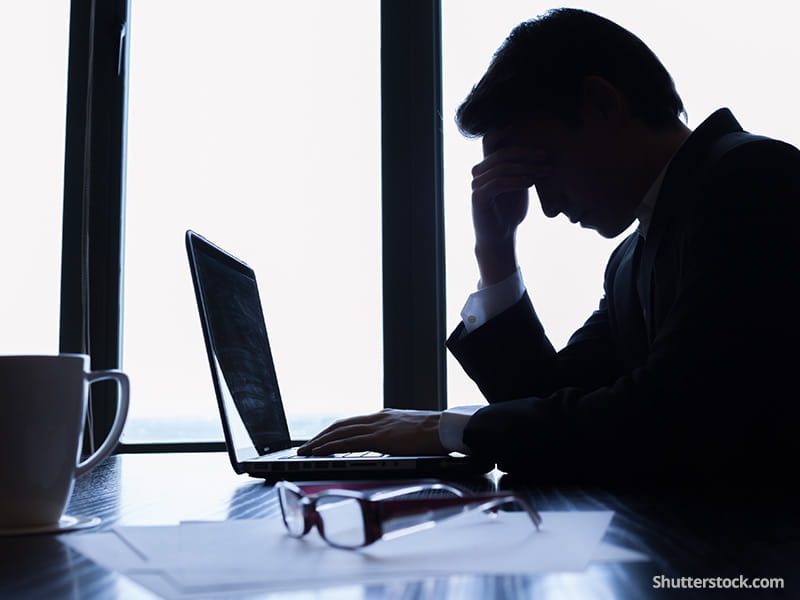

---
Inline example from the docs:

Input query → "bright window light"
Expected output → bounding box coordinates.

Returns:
[123,1,381,442]
[0,3,68,356]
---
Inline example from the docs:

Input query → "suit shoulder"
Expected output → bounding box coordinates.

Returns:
[696,133,800,205]
[709,133,800,175]
[692,133,800,243]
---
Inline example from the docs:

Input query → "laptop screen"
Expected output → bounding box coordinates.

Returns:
[188,232,292,459]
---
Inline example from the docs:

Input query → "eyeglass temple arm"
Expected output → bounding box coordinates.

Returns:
[479,495,543,529]
[377,493,542,538]
[367,482,470,501]
[294,480,469,496]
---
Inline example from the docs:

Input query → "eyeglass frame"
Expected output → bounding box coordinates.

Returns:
[276,480,542,550]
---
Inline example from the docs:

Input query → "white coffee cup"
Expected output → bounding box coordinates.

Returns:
[0,354,129,531]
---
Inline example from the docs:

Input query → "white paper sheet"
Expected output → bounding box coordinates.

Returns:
[63,510,647,598]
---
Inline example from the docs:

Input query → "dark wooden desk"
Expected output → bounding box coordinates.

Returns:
[1,452,796,599]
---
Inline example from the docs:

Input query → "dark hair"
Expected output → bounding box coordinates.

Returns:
[456,8,685,137]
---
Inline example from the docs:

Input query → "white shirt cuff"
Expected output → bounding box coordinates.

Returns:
[438,405,483,454]
[461,267,525,333]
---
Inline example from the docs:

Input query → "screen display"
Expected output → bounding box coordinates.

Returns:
[191,239,291,457]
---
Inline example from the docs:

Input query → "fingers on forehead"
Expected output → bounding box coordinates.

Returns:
[473,149,550,178]
[483,120,550,155]
[483,143,548,163]
[483,124,520,154]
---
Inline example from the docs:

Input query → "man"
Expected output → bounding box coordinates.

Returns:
[299,9,800,482]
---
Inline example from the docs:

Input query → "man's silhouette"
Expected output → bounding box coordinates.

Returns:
[300,8,800,484]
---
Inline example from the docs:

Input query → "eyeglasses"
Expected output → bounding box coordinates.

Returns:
[276,480,542,550]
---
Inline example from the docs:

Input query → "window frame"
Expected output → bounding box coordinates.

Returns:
[61,0,133,453]
[60,0,445,453]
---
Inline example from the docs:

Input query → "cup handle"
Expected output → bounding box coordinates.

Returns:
[75,370,130,476]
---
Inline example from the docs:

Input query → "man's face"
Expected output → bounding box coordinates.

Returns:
[483,113,640,238]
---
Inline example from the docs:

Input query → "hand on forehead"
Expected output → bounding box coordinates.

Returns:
[482,117,552,157]
[482,123,520,155]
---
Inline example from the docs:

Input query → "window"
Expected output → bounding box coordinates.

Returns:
[123,1,382,443]
[66,1,800,450]
[0,3,69,355]
[442,1,800,407]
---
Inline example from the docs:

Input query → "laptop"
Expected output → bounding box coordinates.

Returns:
[185,230,493,481]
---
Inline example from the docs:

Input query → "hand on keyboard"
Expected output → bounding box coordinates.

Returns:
[297,409,447,457]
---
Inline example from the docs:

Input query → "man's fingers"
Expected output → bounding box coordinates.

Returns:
[470,157,553,209]
[472,176,536,204]
[297,409,444,457]
[472,148,549,177]
[471,165,549,191]
[297,423,376,455]
[305,434,377,456]
[303,412,383,440]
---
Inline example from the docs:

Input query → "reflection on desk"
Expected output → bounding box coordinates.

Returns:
[0,452,797,599]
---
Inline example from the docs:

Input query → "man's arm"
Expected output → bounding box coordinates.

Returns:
[297,280,625,458]
[469,131,552,286]
[448,275,628,404]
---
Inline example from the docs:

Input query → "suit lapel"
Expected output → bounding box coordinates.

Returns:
[636,109,744,341]
[613,232,648,366]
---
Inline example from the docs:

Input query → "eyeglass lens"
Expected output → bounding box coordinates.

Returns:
[315,495,366,548]
[277,486,306,537]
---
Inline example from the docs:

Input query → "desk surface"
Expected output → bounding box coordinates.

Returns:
[1,452,796,599]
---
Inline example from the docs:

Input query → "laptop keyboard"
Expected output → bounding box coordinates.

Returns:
[279,451,389,459]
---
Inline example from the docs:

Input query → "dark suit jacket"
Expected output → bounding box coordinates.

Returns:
[447,109,800,484]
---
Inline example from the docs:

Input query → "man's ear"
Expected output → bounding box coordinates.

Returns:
[580,76,627,126]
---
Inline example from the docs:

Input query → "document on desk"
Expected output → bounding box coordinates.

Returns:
[62,510,646,598]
